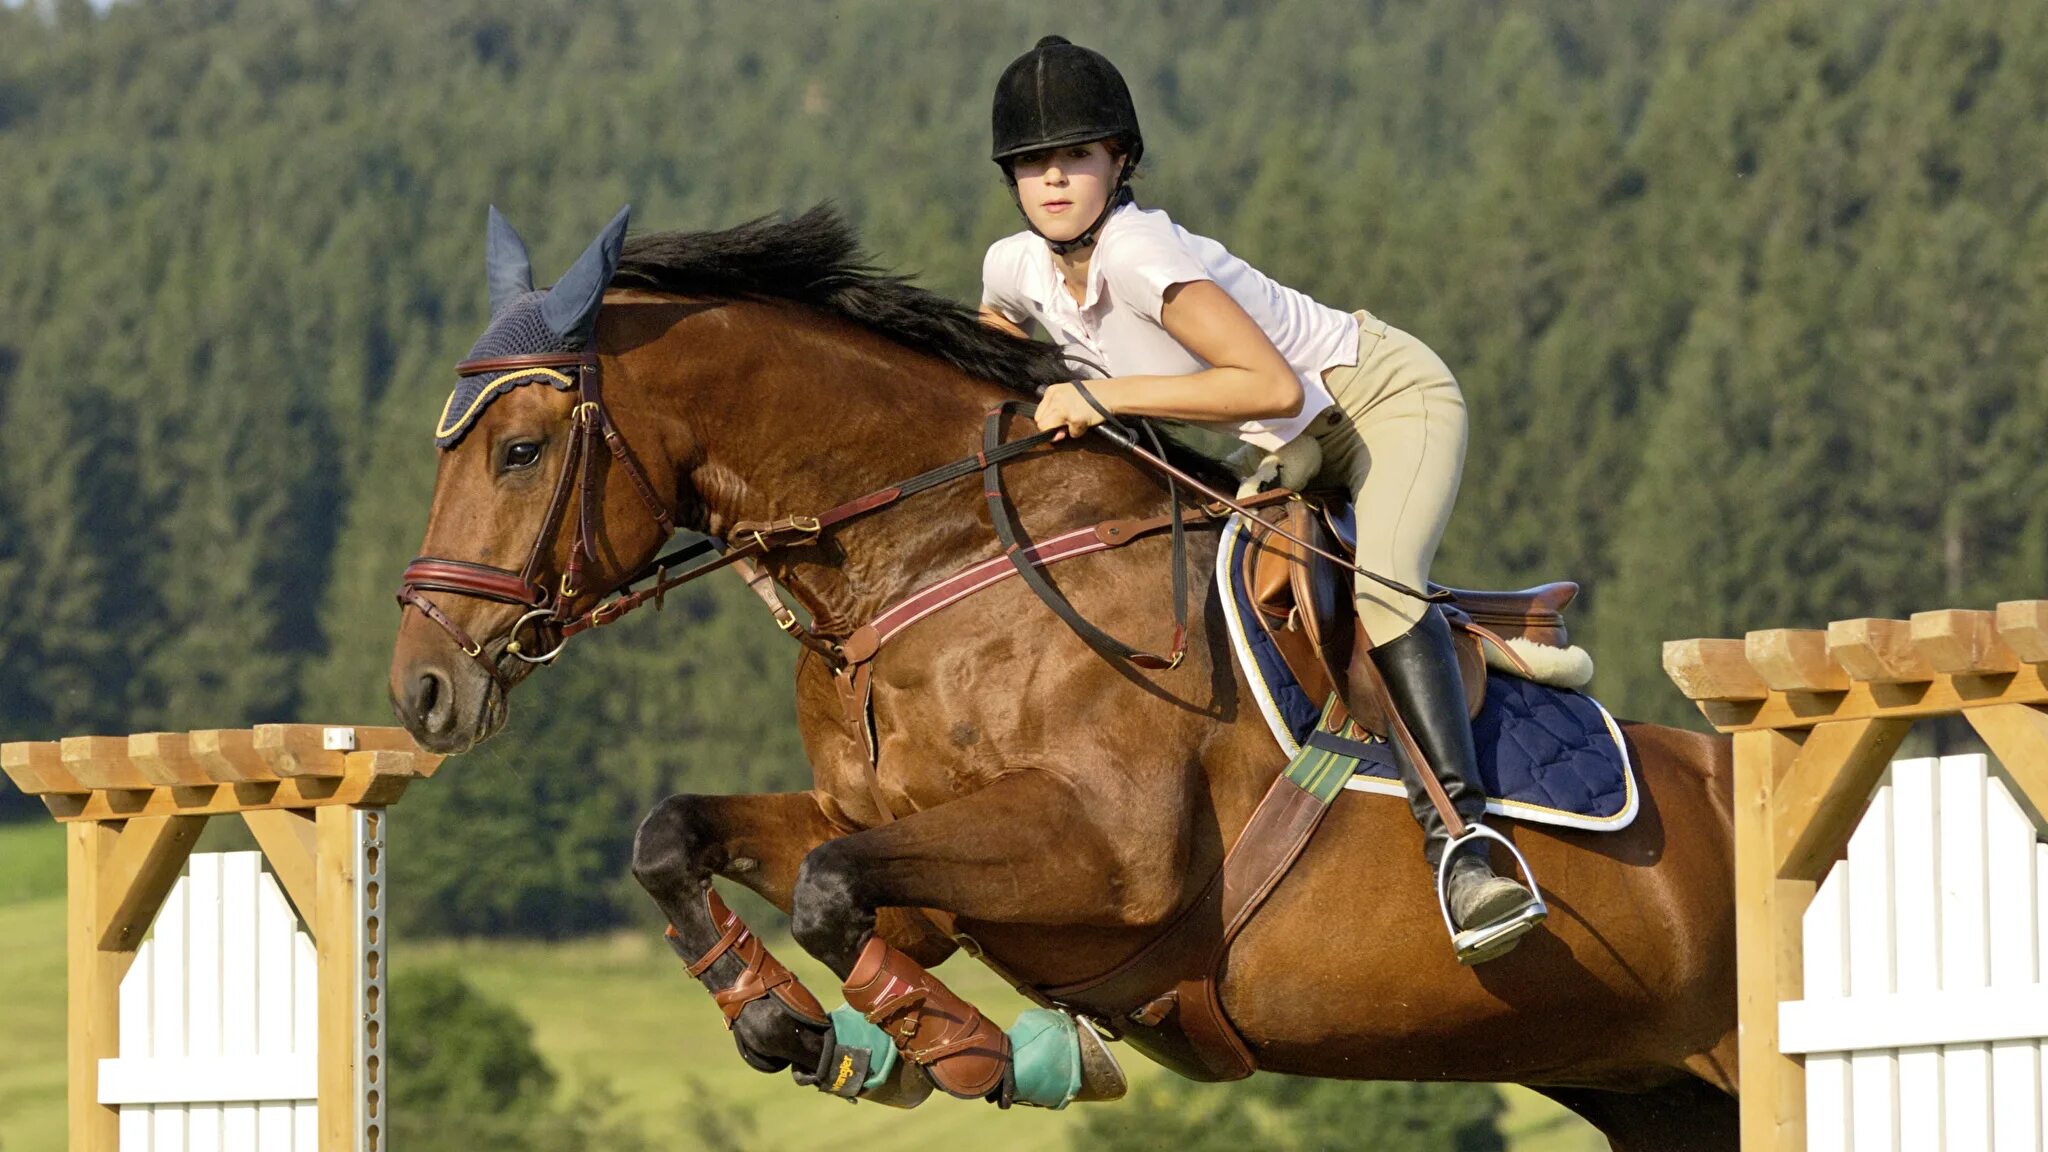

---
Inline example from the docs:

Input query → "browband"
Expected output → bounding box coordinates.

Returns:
[455,351,598,376]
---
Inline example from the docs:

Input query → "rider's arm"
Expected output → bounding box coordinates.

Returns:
[1035,279,1300,436]
[977,306,1030,339]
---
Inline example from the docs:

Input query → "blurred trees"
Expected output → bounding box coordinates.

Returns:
[0,0,2043,911]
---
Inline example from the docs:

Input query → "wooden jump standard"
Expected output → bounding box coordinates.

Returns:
[1,724,443,1152]
[1666,602,2048,1151]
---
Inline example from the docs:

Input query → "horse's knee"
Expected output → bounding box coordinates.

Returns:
[631,793,711,895]
[789,839,869,964]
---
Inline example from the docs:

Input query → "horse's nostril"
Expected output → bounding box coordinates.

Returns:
[415,671,451,733]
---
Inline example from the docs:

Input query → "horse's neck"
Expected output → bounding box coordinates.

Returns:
[652,303,1107,635]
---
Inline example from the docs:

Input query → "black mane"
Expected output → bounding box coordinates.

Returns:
[612,205,1066,392]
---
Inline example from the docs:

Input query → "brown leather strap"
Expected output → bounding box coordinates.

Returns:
[1350,649,1469,839]
[835,490,1291,673]
[399,558,547,606]
[455,351,593,375]
[1041,772,1341,1082]
[395,588,492,666]
[668,888,829,1029]
[842,934,1010,1099]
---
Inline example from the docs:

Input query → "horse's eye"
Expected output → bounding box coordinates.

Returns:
[502,441,542,470]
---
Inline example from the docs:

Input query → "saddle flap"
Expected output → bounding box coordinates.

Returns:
[1245,504,1352,703]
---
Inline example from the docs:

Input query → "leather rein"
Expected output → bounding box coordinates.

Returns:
[395,347,1413,694]
[398,350,1162,687]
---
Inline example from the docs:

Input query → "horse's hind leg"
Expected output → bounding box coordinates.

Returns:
[1535,1080,1739,1152]
[631,790,846,1076]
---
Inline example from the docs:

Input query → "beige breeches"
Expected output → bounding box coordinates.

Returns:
[1300,309,1467,644]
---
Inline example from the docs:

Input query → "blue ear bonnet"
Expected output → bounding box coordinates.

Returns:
[434,292,580,448]
[437,203,631,449]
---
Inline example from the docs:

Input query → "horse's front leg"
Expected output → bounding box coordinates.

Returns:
[630,791,847,1077]
[789,767,1163,1104]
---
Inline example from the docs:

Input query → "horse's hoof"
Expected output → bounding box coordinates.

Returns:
[733,1034,791,1074]
[1070,1016,1128,1103]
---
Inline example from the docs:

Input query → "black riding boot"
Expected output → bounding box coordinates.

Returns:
[1362,606,1540,961]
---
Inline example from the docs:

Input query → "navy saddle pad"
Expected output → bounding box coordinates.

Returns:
[1215,513,1637,832]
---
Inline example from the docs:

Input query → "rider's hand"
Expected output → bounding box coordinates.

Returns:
[1035,382,1108,439]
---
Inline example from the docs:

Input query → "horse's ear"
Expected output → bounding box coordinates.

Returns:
[541,204,630,345]
[485,205,535,315]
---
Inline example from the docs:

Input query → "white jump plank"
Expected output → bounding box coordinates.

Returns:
[256,1101,294,1150]
[1942,753,1995,1150]
[1783,987,2048,1051]
[1987,772,2042,1149]
[148,862,189,1152]
[2040,844,2048,1147]
[220,853,259,1059]
[1803,865,1852,1152]
[1849,782,1901,1149]
[119,1103,151,1151]
[96,1055,317,1106]
[186,855,223,1151]
[293,1099,316,1149]
[1893,757,1945,1149]
[1987,774,2039,988]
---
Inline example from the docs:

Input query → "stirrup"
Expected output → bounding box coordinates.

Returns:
[1435,824,1549,966]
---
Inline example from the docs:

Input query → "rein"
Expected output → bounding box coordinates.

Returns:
[396,346,1330,693]
[398,349,1080,685]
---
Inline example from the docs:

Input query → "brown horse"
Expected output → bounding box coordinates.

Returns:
[389,206,1739,1150]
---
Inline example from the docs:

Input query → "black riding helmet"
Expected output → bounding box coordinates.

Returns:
[990,35,1143,255]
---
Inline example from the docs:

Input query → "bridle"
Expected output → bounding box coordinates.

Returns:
[397,347,1441,692]
[393,347,1077,688]
[396,350,677,686]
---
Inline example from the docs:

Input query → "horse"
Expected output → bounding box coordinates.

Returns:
[388,204,1740,1150]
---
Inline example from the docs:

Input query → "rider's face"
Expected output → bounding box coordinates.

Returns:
[1010,140,1123,244]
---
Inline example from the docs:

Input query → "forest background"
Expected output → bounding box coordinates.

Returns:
[1,0,2043,1147]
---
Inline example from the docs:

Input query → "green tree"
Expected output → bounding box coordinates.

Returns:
[390,966,655,1151]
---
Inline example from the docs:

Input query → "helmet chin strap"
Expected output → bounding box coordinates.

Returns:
[1012,162,1135,257]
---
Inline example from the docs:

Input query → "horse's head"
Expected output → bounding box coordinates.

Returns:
[390,204,677,753]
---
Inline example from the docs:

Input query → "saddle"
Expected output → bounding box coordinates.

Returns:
[1243,496,1579,731]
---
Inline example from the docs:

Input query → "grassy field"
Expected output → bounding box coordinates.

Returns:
[0,820,1603,1151]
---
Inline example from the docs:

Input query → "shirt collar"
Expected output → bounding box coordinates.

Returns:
[1037,201,1137,315]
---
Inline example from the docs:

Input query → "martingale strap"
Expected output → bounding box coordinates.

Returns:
[981,399,1189,671]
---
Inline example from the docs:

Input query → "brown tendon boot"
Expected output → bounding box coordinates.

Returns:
[667,887,830,1030]
[841,933,1012,1100]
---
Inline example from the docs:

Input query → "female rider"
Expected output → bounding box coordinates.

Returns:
[977,36,1541,962]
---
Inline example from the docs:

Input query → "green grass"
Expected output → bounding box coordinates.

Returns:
[0,824,1605,1151]
[0,820,66,906]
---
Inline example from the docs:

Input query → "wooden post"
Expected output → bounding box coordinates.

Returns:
[67,822,122,1152]
[1734,728,1809,1152]
[317,804,387,1152]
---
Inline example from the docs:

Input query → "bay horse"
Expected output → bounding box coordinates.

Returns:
[388,205,1739,1150]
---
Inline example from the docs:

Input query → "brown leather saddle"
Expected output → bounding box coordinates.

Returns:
[1244,497,1578,731]
[1037,497,1583,1081]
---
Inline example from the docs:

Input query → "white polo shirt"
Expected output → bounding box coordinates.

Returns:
[980,202,1359,449]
